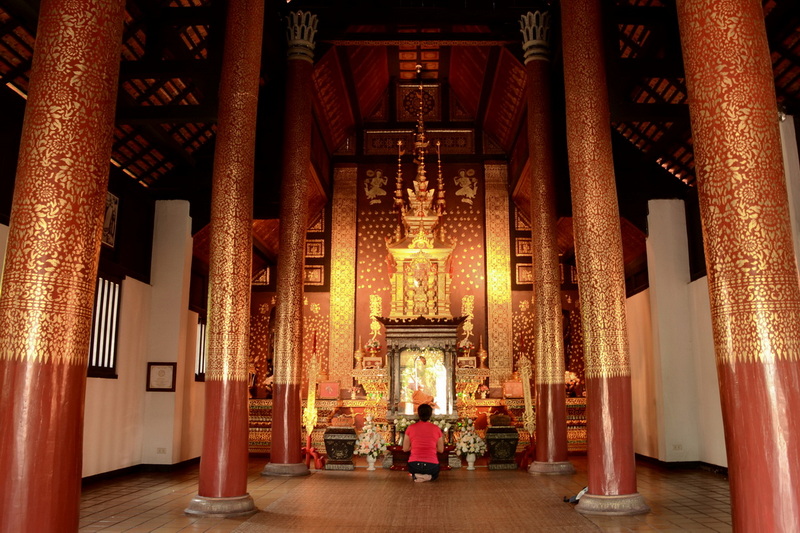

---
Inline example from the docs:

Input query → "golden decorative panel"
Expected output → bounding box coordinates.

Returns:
[303,265,324,286]
[397,82,441,122]
[205,0,263,382]
[363,130,475,156]
[562,0,631,381]
[516,264,533,285]
[677,0,800,365]
[484,163,514,385]
[0,0,126,365]
[328,167,358,385]
[515,237,532,257]
[305,239,325,258]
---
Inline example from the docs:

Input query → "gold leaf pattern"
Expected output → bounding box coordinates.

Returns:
[0,0,126,365]
[526,57,565,386]
[484,163,514,385]
[273,24,317,385]
[205,0,263,382]
[329,167,358,385]
[677,0,800,364]
[562,0,630,380]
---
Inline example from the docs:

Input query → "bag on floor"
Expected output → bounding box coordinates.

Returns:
[563,486,588,504]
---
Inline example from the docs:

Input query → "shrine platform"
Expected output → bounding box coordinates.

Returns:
[248,397,587,456]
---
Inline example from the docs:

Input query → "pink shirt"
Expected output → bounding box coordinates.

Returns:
[405,421,442,464]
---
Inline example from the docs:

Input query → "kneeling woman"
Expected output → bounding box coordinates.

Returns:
[403,403,444,482]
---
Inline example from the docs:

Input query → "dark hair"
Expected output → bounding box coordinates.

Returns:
[418,403,433,421]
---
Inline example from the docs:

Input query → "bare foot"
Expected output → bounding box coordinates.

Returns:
[414,474,432,483]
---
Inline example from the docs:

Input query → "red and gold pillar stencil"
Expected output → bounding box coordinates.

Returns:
[185,0,264,517]
[677,0,800,529]
[520,11,574,476]
[0,0,125,529]
[262,11,318,477]
[561,0,648,515]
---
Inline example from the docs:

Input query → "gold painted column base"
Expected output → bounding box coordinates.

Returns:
[262,462,310,477]
[576,493,650,516]
[528,460,576,475]
[184,494,256,518]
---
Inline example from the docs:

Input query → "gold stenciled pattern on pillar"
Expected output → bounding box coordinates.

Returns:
[0,1,126,365]
[273,12,317,387]
[329,167,358,385]
[523,9,564,386]
[484,164,514,385]
[562,0,630,380]
[678,0,800,364]
[205,0,263,382]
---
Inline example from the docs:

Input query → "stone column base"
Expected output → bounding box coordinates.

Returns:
[261,462,310,477]
[528,460,576,475]
[576,493,650,516]
[184,494,257,518]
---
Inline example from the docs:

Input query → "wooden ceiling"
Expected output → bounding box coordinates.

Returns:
[1,0,799,274]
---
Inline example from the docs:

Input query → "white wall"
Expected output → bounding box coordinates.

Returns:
[83,277,150,477]
[626,289,658,459]
[180,309,205,460]
[141,200,194,465]
[627,199,726,467]
[688,277,727,467]
[83,200,204,477]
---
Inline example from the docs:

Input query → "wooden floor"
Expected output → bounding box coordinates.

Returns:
[80,455,731,532]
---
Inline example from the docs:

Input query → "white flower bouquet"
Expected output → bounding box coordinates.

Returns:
[456,420,487,457]
[432,418,452,434]
[355,416,387,458]
[395,417,414,433]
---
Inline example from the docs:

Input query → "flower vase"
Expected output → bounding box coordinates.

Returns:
[466,453,476,470]
[366,455,377,471]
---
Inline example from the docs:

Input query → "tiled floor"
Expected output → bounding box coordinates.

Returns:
[79,455,731,532]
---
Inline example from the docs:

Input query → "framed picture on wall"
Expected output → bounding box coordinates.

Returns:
[147,362,177,392]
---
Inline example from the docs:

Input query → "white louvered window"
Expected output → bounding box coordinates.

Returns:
[195,316,207,381]
[88,277,121,378]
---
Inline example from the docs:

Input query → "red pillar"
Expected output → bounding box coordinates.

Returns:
[185,0,263,517]
[520,11,574,476]
[561,0,648,515]
[676,0,800,529]
[262,11,318,477]
[0,0,125,530]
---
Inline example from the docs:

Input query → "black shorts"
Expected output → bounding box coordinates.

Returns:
[408,461,440,481]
